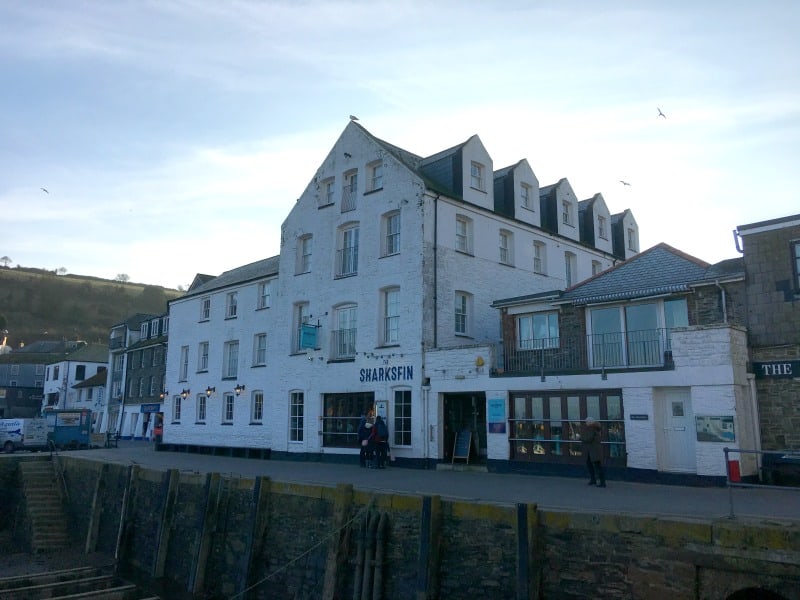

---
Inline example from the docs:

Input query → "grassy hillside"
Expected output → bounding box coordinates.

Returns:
[0,267,184,348]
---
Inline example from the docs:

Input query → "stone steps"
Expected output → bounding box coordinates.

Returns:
[0,565,159,599]
[18,460,70,551]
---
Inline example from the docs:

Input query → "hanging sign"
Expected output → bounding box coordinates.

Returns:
[300,323,318,349]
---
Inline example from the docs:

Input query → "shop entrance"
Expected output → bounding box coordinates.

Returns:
[442,392,486,462]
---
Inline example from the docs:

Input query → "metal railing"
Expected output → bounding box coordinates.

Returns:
[723,447,800,519]
[500,328,674,376]
[330,328,357,360]
[341,184,357,212]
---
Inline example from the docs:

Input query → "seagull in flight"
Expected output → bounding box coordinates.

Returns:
[619,180,631,186]
[657,107,666,119]
[349,115,359,121]
[40,187,49,194]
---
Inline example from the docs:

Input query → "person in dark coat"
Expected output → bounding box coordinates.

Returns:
[357,415,374,468]
[582,417,606,487]
[371,415,389,469]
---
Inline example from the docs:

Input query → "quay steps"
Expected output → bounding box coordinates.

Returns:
[0,566,160,599]
[18,460,70,550]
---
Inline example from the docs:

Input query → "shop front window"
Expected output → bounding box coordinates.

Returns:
[322,392,375,448]
[509,390,626,465]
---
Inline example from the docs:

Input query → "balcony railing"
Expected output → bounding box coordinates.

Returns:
[341,184,357,212]
[330,328,357,360]
[500,328,674,376]
[335,247,358,278]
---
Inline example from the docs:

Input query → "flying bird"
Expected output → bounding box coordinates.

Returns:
[349,115,359,121]
[40,187,49,194]
[619,180,631,186]
[657,107,666,119]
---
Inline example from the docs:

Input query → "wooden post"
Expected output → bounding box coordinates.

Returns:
[84,463,108,553]
[416,495,442,600]
[152,469,180,578]
[239,476,272,598]
[189,472,222,595]
[322,483,354,600]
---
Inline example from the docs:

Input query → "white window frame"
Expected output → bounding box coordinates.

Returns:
[222,393,235,424]
[565,251,577,287]
[499,230,513,266]
[627,227,638,251]
[333,305,357,359]
[393,388,412,447]
[140,322,149,338]
[257,280,272,309]
[223,340,239,378]
[533,241,546,275]
[520,183,532,209]
[455,216,472,254]
[226,292,238,319]
[254,333,267,366]
[252,390,264,423]
[455,292,471,336]
[592,260,602,276]
[383,288,400,345]
[197,394,206,422]
[470,161,484,191]
[297,235,312,274]
[290,391,304,442]
[201,297,210,321]
[149,375,157,397]
[337,224,359,277]
[383,211,400,256]
[518,312,560,350]
[562,200,573,226]
[320,176,335,207]
[198,341,209,372]
[173,396,182,421]
[293,302,310,353]
[179,346,189,381]
[597,215,607,240]
[368,160,383,191]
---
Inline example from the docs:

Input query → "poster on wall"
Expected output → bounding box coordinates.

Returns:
[695,415,735,442]
[487,397,506,434]
[374,400,387,420]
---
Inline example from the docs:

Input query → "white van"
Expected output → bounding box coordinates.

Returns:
[0,418,48,453]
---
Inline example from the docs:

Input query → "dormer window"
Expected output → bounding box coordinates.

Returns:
[520,183,532,209]
[140,322,149,338]
[150,318,160,337]
[597,216,607,239]
[627,227,638,251]
[470,162,485,191]
[562,200,573,226]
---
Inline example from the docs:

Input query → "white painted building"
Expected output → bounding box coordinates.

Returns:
[42,342,109,416]
[161,121,637,468]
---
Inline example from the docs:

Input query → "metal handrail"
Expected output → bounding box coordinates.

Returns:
[723,447,800,519]
[48,439,70,503]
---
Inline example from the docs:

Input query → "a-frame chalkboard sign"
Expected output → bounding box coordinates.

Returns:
[452,429,472,464]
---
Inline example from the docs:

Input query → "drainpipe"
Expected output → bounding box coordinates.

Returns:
[747,373,763,471]
[714,280,728,324]
[431,192,440,348]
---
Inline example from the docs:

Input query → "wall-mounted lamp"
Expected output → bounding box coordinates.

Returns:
[234,384,246,396]
[159,389,168,400]
[181,389,190,399]
[206,386,216,397]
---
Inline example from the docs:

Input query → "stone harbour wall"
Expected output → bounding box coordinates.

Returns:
[4,455,800,599]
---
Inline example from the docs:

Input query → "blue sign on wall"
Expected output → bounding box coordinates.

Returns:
[300,323,318,349]
[140,403,161,413]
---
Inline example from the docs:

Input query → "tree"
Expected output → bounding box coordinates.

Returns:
[56,267,67,275]
[115,273,130,283]
[0,256,11,268]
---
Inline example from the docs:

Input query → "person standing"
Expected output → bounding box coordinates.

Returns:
[372,415,389,469]
[357,414,374,468]
[582,417,606,487]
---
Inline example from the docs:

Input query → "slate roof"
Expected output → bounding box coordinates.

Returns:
[73,369,108,389]
[110,313,160,330]
[178,256,280,300]
[57,343,109,364]
[492,243,744,309]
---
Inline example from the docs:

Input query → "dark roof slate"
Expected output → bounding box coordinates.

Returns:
[179,256,280,299]
[557,243,711,305]
[73,369,108,389]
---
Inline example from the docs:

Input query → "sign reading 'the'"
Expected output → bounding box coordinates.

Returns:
[753,361,800,379]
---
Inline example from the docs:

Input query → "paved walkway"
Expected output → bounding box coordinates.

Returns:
[65,441,800,524]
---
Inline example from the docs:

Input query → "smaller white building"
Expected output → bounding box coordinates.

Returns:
[42,342,109,418]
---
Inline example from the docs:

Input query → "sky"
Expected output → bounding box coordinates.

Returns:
[1,1,799,290]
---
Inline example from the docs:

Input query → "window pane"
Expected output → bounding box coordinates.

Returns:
[549,397,562,455]
[591,307,623,367]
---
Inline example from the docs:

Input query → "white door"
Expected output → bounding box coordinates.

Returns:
[660,388,697,472]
